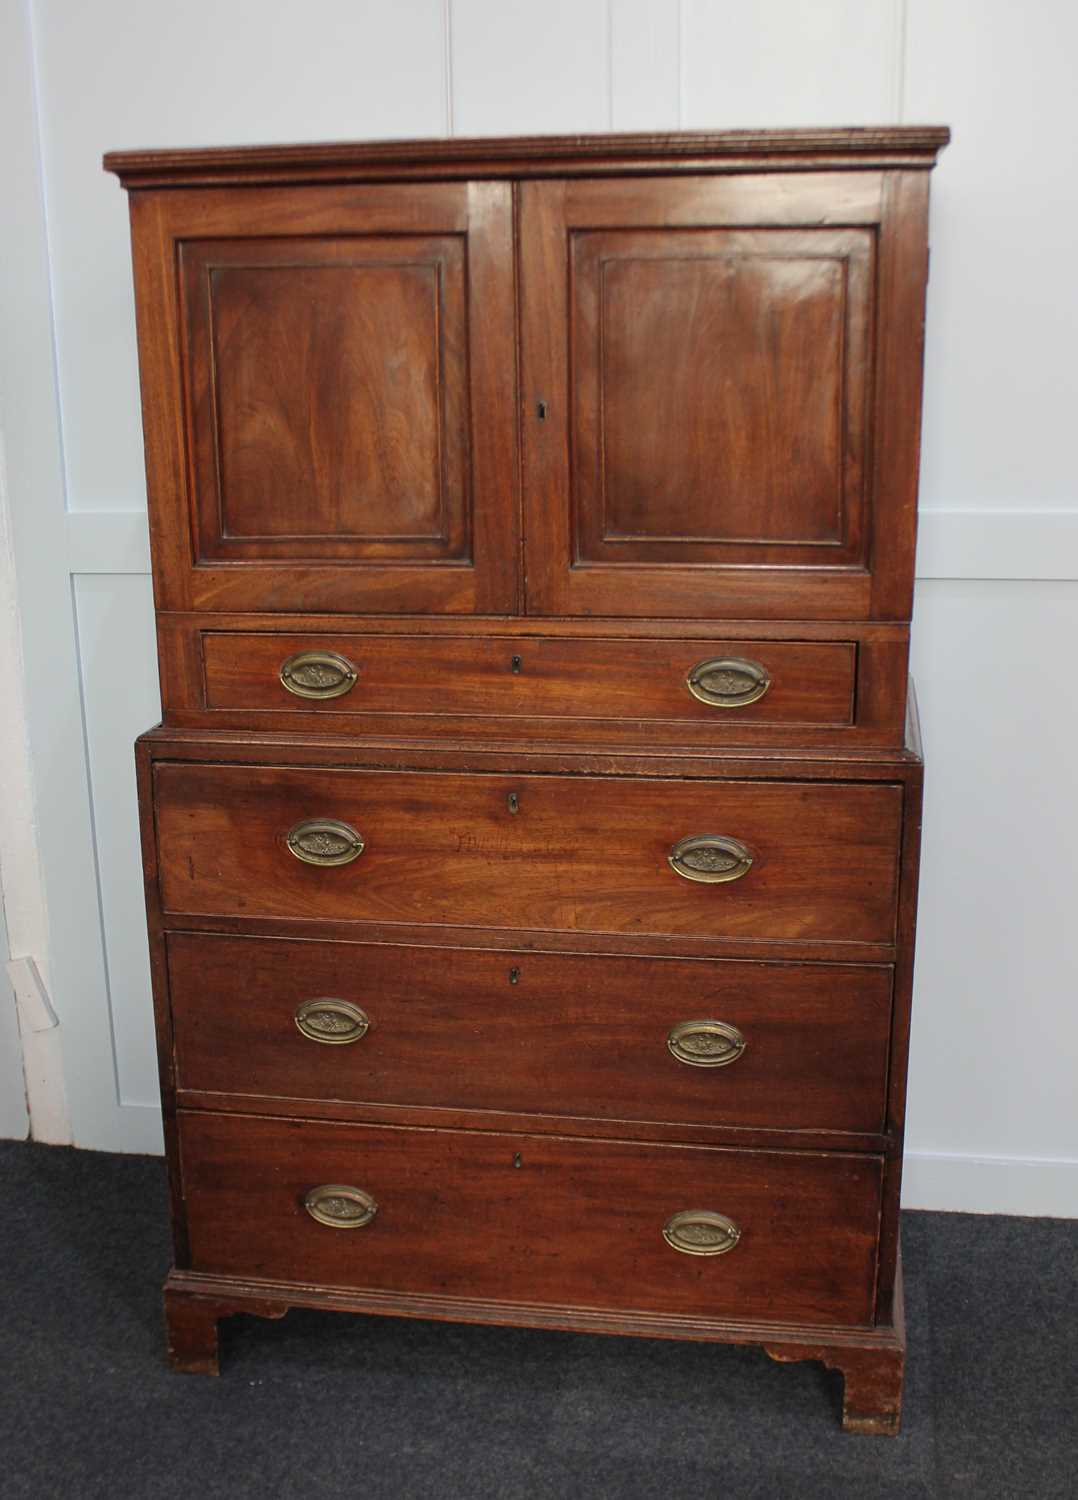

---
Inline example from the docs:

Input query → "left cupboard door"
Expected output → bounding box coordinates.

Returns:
[128,182,519,614]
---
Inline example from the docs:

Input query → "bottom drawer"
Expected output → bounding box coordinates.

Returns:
[179,1112,882,1327]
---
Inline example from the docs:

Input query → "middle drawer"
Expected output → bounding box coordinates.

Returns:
[154,764,903,945]
[168,935,893,1134]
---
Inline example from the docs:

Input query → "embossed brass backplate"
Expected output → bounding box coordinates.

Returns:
[667,1019,746,1067]
[686,656,770,708]
[668,834,753,884]
[286,818,365,867]
[280,649,358,700]
[303,1184,378,1229]
[295,998,370,1045]
[663,1209,741,1256]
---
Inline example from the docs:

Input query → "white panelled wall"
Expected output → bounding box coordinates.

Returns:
[0,0,1075,1213]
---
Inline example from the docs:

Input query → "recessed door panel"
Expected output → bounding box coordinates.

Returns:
[130,182,517,613]
[573,228,870,566]
[183,238,469,561]
[520,172,930,619]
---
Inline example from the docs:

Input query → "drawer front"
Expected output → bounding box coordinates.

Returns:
[202,632,856,728]
[179,1111,883,1325]
[169,935,893,1134]
[154,765,902,944]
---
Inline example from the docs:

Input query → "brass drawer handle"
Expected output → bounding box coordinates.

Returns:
[669,834,753,884]
[687,656,770,708]
[303,1184,378,1229]
[667,1019,746,1068]
[663,1209,741,1257]
[295,998,370,1045]
[287,818,365,867]
[280,649,358,700]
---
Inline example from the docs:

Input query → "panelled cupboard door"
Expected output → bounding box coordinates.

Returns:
[129,183,518,613]
[519,173,930,620]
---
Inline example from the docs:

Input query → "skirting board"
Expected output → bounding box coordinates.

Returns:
[902,1150,1078,1218]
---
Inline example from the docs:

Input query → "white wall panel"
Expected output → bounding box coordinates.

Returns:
[451,0,610,136]
[73,575,160,1109]
[31,0,447,514]
[906,579,1078,1211]
[681,0,903,129]
[611,0,680,129]
[907,0,1078,509]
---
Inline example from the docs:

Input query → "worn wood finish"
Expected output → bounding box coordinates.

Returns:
[518,170,931,620]
[105,127,950,187]
[572,226,872,568]
[168,934,894,1134]
[138,717,925,774]
[164,1283,288,1376]
[177,1110,883,1327]
[159,614,911,748]
[766,1258,907,1433]
[202,631,855,723]
[163,1264,904,1349]
[162,1255,904,1435]
[126,182,519,614]
[150,911,903,970]
[173,1086,890,1156]
[114,128,944,1432]
[153,763,903,944]
[181,234,471,562]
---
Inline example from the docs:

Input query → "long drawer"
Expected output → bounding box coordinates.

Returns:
[201,632,857,728]
[168,935,893,1134]
[178,1111,883,1326]
[153,765,903,944]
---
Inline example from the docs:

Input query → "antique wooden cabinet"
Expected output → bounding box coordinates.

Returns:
[106,126,948,1434]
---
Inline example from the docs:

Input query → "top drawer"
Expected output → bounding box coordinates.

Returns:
[201,632,855,729]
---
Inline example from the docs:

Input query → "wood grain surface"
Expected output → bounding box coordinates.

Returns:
[153,763,903,943]
[167,934,893,1134]
[178,1110,883,1326]
[201,631,856,724]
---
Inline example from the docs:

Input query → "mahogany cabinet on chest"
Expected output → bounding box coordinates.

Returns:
[106,126,948,1434]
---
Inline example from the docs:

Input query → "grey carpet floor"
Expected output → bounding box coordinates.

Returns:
[0,1138,1075,1499]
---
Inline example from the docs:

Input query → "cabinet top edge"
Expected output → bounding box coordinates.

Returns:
[103,126,951,188]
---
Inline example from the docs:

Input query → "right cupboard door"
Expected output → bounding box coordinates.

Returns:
[519,172,930,620]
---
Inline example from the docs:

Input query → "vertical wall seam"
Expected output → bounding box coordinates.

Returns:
[24,0,72,506]
[676,0,684,127]
[606,0,614,130]
[442,0,455,136]
[66,573,125,1106]
[892,0,909,123]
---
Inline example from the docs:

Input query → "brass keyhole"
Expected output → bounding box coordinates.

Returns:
[509,967,521,985]
[511,655,522,674]
[513,1153,522,1169]
[507,792,519,815]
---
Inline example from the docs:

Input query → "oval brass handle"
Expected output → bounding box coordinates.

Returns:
[667,1019,746,1068]
[287,818,365,867]
[295,998,370,1045]
[280,649,358,701]
[303,1184,378,1229]
[669,834,753,884]
[663,1210,741,1257]
[686,656,770,708]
